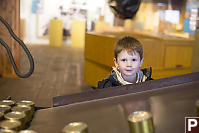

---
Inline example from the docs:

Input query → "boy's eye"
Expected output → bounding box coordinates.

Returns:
[132,59,136,61]
[121,59,127,62]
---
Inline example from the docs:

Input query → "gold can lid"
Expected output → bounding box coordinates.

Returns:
[0,129,16,133]
[0,105,11,113]
[16,101,35,107]
[128,111,152,122]
[0,100,15,107]
[0,120,21,129]
[11,105,31,113]
[18,130,37,133]
[4,112,26,121]
[62,122,88,133]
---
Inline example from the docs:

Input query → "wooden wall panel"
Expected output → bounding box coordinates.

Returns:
[192,30,199,72]
[84,33,117,67]
[84,32,194,87]
[0,0,20,77]
[164,45,193,69]
[139,39,164,70]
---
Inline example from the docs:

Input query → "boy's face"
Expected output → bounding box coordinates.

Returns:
[114,50,143,77]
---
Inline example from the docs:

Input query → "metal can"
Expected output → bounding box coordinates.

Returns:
[0,129,16,133]
[62,122,88,133]
[0,112,4,121]
[4,111,26,130]
[0,100,15,107]
[0,120,21,131]
[11,105,32,123]
[18,130,37,133]
[0,105,11,114]
[16,101,35,115]
[128,111,154,133]
[195,99,199,117]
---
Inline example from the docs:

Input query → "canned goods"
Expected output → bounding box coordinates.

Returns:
[0,129,16,133]
[11,105,32,122]
[4,112,26,130]
[16,101,35,115]
[128,111,154,133]
[16,101,35,109]
[0,105,11,114]
[18,130,37,133]
[0,112,4,121]
[62,122,88,133]
[0,100,15,107]
[0,120,21,131]
[195,100,199,117]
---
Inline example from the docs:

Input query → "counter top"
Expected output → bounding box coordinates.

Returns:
[87,31,195,42]
[28,72,199,133]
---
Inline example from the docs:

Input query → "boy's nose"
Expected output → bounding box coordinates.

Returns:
[126,61,132,66]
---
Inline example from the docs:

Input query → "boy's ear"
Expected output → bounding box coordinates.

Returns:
[114,58,118,68]
[140,58,144,67]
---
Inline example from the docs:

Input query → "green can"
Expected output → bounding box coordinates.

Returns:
[0,120,21,131]
[0,105,11,114]
[0,129,16,133]
[4,111,26,130]
[16,101,35,115]
[11,105,32,123]
[16,101,35,109]
[62,122,88,133]
[0,100,15,107]
[128,111,154,133]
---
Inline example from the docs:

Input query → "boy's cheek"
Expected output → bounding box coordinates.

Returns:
[131,63,139,67]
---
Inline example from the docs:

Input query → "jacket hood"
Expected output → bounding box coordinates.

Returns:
[111,67,147,85]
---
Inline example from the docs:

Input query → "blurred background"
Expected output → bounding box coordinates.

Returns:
[0,0,199,107]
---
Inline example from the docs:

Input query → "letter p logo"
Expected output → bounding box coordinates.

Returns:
[186,117,199,133]
[188,119,198,131]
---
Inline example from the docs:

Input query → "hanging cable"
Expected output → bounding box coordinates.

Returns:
[0,16,34,78]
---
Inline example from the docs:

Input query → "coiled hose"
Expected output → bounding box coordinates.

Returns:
[0,16,34,78]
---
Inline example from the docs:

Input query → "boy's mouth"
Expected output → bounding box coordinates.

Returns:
[126,70,133,72]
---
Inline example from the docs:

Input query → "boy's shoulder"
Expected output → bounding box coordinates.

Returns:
[141,67,153,80]
[96,67,153,89]
[96,71,121,89]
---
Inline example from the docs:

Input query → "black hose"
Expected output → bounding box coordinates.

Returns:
[0,16,34,78]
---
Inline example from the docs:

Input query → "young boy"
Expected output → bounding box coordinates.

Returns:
[97,36,153,89]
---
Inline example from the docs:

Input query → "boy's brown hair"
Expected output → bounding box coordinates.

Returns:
[114,36,143,60]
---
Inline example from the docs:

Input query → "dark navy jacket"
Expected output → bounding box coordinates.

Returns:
[96,67,153,89]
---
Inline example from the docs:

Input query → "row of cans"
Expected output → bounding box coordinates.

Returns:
[1,99,198,133]
[62,111,154,133]
[62,100,199,133]
[0,129,37,133]
[0,100,37,133]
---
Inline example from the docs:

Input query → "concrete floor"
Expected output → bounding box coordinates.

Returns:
[0,44,92,107]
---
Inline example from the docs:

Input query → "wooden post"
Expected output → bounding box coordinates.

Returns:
[0,0,20,78]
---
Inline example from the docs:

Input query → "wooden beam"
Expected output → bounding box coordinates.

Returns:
[0,0,20,78]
